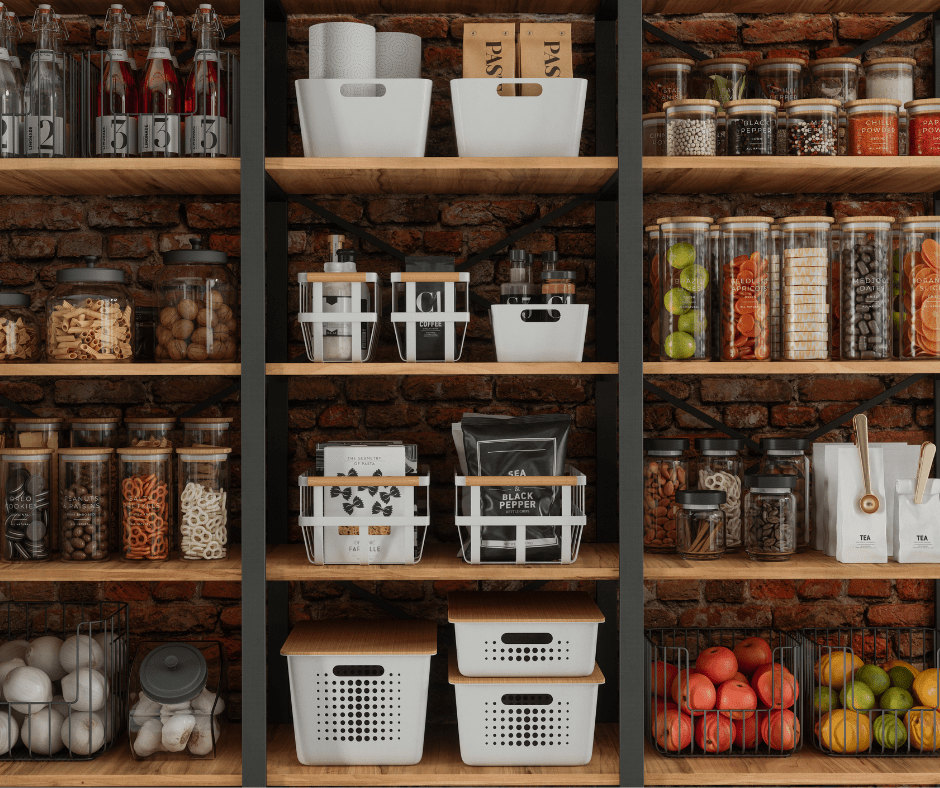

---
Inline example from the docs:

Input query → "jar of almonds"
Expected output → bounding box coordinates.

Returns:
[643,438,689,553]
[154,242,237,362]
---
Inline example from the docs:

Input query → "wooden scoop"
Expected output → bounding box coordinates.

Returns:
[914,441,936,505]
[853,414,880,514]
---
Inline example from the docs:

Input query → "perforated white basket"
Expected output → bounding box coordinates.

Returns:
[390,272,469,362]
[297,272,380,363]
[490,304,588,362]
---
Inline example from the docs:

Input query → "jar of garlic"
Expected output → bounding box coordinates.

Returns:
[154,242,237,363]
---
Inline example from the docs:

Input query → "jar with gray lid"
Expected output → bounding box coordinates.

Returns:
[694,438,743,550]
[643,438,689,553]
[758,437,812,551]
[676,489,726,560]
[744,474,798,561]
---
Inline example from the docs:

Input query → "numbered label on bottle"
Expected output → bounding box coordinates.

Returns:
[96,115,137,156]
[26,116,64,157]
[0,116,21,158]
[139,113,181,155]
[185,115,227,156]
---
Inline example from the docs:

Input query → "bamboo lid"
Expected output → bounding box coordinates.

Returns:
[698,57,749,68]
[116,446,173,457]
[900,216,940,225]
[0,448,52,457]
[777,216,835,224]
[70,417,121,427]
[656,216,715,225]
[180,417,234,425]
[783,98,840,109]
[12,417,64,425]
[281,620,438,656]
[178,447,232,457]
[125,416,176,425]
[645,57,695,68]
[866,56,916,67]
[717,216,775,224]
[809,57,862,67]
[447,652,605,685]
[662,99,721,109]
[837,216,896,225]
[448,591,604,624]
[844,98,902,109]
[645,225,660,232]
[58,447,114,456]
[754,57,806,67]
[905,99,940,109]
[642,112,665,120]
[725,99,780,109]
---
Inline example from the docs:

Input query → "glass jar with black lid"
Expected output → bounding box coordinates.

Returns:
[676,489,726,560]
[758,437,812,551]
[0,287,40,362]
[744,473,798,561]
[643,438,689,553]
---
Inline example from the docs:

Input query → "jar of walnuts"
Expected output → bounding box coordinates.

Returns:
[154,241,237,362]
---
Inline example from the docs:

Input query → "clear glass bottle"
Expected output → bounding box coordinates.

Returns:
[676,489,726,560]
[778,216,833,360]
[643,438,689,554]
[809,57,862,104]
[717,216,773,361]
[125,416,175,448]
[864,57,914,105]
[758,438,811,552]
[645,224,661,359]
[785,99,839,155]
[644,57,694,113]
[664,99,719,156]
[26,4,65,158]
[139,1,180,157]
[658,216,714,361]
[1,447,52,561]
[184,3,227,157]
[899,216,940,359]
[316,248,371,362]
[725,99,779,156]
[0,6,22,158]
[694,438,743,551]
[540,251,575,309]
[907,99,940,155]
[744,474,798,562]
[178,446,230,560]
[118,446,171,562]
[754,57,806,105]
[500,249,539,305]
[845,99,901,156]
[695,57,748,107]
[180,416,232,448]
[838,216,893,360]
[96,4,138,157]
[59,447,111,562]
[0,288,40,361]
[0,10,24,158]
[642,112,666,156]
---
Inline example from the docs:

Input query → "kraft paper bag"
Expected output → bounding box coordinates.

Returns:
[517,22,572,97]
[832,445,888,563]
[895,478,940,563]
[463,22,515,95]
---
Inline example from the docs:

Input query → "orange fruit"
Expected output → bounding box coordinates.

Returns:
[880,660,921,677]
[906,706,940,751]
[914,669,940,709]
[922,238,940,268]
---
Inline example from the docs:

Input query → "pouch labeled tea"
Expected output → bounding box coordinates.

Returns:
[403,256,455,361]
[895,478,940,562]
[518,22,572,97]
[463,22,515,96]
[831,445,888,563]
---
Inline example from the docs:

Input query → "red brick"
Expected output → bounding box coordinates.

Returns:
[643,403,671,429]
[846,579,892,597]
[838,14,929,42]
[771,404,816,427]
[750,580,796,600]
[798,376,883,402]
[57,233,102,257]
[678,605,773,628]
[158,233,200,253]
[766,49,810,62]
[432,580,477,598]
[645,608,678,627]
[347,378,399,402]
[495,377,587,402]
[868,603,935,627]
[700,378,791,403]
[833,200,924,221]
[202,581,241,599]
[542,202,595,228]
[186,202,240,229]
[209,234,241,257]
[152,377,238,404]
[288,379,339,401]
[0,381,43,402]
[656,579,700,601]
[11,236,56,259]
[286,15,361,42]
[558,233,595,256]
[422,46,461,70]
[797,579,843,599]
[644,379,691,400]
[441,200,539,227]
[153,582,198,601]
[819,403,853,423]
[896,579,934,601]
[289,199,362,224]
[0,262,36,286]
[916,406,934,427]
[576,405,596,429]
[220,606,241,630]
[365,404,422,428]
[88,201,179,228]
[644,18,737,44]
[377,16,449,38]
[675,405,720,430]
[287,231,306,254]
[402,376,490,401]
[814,45,855,58]
[773,604,865,629]
[868,405,912,428]
[424,230,463,254]
[55,379,147,404]
[0,203,82,230]
[724,405,769,429]
[378,581,425,600]
[133,603,218,633]
[368,198,438,224]
[318,405,360,428]
[704,580,747,603]
[743,15,833,43]
[108,234,154,258]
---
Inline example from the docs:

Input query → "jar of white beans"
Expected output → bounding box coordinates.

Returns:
[694,438,744,551]
[177,447,231,560]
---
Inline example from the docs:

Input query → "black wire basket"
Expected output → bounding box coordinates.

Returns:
[803,626,940,756]
[645,627,805,758]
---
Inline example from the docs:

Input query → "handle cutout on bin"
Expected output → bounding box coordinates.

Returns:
[340,84,387,97]
[501,632,553,645]
[497,82,542,96]
[501,693,553,705]
[333,665,385,676]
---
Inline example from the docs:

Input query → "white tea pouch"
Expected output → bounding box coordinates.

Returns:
[895,478,940,563]
[833,445,888,563]
[872,443,921,559]
[823,444,854,556]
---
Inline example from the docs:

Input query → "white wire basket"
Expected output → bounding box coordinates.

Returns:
[449,652,603,766]
[297,272,380,363]
[390,272,469,362]
[298,467,430,565]
[454,465,585,564]
[490,304,588,362]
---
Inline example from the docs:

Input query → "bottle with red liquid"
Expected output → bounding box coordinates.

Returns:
[184,3,226,157]
[96,4,138,157]
[138,1,179,157]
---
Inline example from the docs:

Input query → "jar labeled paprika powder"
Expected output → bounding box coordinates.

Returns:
[845,99,902,156]
[717,216,773,361]
[905,99,940,156]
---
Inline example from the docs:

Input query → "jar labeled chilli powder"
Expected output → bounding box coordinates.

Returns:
[906,99,940,156]
[845,99,902,156]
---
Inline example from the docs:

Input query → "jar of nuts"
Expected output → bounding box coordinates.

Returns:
[643,438,689,553]
[0,288,40,362]
[58,448,112,562]
[155,242,238,363]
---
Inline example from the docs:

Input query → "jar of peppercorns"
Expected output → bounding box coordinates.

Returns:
[845,99,902,156]
[784,99,839,155]
[644,58,694,113]
[643,438,689,554]
[905,99,940,156]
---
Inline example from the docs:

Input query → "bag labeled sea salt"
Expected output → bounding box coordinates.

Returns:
[895,478,940,563]
[832,445,888,563]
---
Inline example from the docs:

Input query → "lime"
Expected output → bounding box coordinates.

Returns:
[894,311,901,334]
[857,665,891,696]
[677,310,706,335]
[873,713,907,749]
[667,242,696,269]
[680,264,709,293]
[841,680,876,711]
[889,666,916,692]
[664,332,696,360]
[881,686,914,712]
[663,287,692,315]
[814,686,840,715]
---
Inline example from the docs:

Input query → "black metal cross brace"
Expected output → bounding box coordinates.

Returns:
[176,380,241,418]
[336,581,418,620]
[642,21,708,61]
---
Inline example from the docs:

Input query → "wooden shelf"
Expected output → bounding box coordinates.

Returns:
[265,157,618,195]
[0,159,240,196]
[644,156,940,195]
[281,0,596,11]
[643,0,938,11]
[0,548,242,581]
[268,362,617,376]
[0,727,240,786]
[645,740,940,785]
[644,361,940,375]
[266,542,619,581]
[645,548,940,580]
[267,723,619,786]
[8,0,238,11]
[0,363,241,376]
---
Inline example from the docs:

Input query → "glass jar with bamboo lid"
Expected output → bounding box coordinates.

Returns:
[117,447,173,562]
[180,416,234,448]
[125,416,176,448]
[177,447,231,560]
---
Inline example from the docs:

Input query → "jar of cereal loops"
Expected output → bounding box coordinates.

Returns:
[694,438,743,551]
[118,447,172,562]
[125,416,176,448]
[643,438,689,553]
[58,447,111,562]
[177,447,230,561]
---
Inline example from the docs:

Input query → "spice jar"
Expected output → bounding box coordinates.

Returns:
[899,110,909,155]
[899,216,940,359]
[642,112,666,156]
[769,224,782,359]
[657,217,714,361]
[180,417,233,448]
[744,474,798,562]
[178,447,230,560]
[838,111,847,155]
[864,57,915,105]
[838,216,893,360]
[676,489,726,560]
[70,417,121,546]
[716,112,727,155]
[58,448,111,562]
[154,242,238,362]
[118,447,172,562]
[0,288,40,362]
[778,216,833,360]
[13,417,65,450]
[725,99,779,155]
[845,99,901,156]
[810,57,862,104]
[695,57,749,107]
[125,416,176,448]
[758,438,811,552]
[1,448,52,561]
[46,257,134,362]
[646,225,661,359]
[664,100,719,156]
[905,99,940,156]
[694,438,743,551]
[643,439,688,553]
[718,216,773,361]
[644,57,695,113]
[754,57,806,104]
[785,99,839,155]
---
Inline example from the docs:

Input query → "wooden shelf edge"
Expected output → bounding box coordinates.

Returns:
[267,362,618,376]
[644,361,940,375]
[0,548,242,581]
[0,363,241,376]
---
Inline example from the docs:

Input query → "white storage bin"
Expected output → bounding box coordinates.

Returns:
[390,272,469,362]
[283,619,437,766]
[454,465,586,564]
[451,78,588,157]
[296,78,432,157]
[448,591,603,678]
[490,304,588,362]
[449,652,603,766]
[298,272,380,363]
[298,467,430,565]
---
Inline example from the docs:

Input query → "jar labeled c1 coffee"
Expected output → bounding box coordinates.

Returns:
[58,448,111,562]
[642,112,666,156]
[644,58,694,113]
[717,216,773,361]
[784,99,839,155]
[845,99,901,156]
[676,489,725,560]
[905,99,940,156]
[664,100,719,156]
[744,474,798,562]
[838,216,893,360]
[643,438,689,553]
[725,99,779,155]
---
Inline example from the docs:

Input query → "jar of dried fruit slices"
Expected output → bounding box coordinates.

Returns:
[717,216,773,361]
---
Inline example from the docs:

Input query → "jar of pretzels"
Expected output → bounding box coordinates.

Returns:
[58,448,112,562]
[155,243,238,362]
[0,288,40,362]
[177,447,230,560]
[117,447,172,562]
[643,438,689,554]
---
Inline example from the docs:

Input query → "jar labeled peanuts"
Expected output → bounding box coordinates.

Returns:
[744,474,798,562]
[899,216,940,359]
[717,216,773,361]
[664,100,719,156]
[178,447,230,561]
[905,99,940,156]
[58,448,111,562]
[0,289,40,362]
[676,489,726,560]
[180,417,234,448]
[784,99,839,156]
[845,99,901,156]
[644,58,694,113]
[125,416,176,448]
[837,216,893,360]
[118,447,172,562]
[694,438,743,551]
[643,438,689,553]
[758,438,812,552]
[779,216,834,360]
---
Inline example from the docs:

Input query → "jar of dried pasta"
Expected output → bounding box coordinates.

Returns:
[117,447,172,562]
[125,417,176,448]
[180,417,233,448]
[177,447,230,560]
[0,289,40,362]
[46,257,134,362]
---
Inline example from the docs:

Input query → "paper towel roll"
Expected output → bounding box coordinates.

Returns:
[309,21,376,81]
[375,32,422,79]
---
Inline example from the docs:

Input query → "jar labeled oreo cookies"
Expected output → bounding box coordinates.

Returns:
[664,100,719,156]
[1,448,52,562]
[178,447,230,561]
[744,474,798,562]
[838,216,893,360]
[118,447,172,562]
[58,448,111,562]
[643,438,689,553]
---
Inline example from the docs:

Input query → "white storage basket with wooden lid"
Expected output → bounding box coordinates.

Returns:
[448,591,603,677]
[281,619,437,766]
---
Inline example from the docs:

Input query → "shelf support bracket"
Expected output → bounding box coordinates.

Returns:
[176,380,240,418]
[641,22,708,61]
[335,581,419,620]
[845,13,930,59]
[0,394,36,418]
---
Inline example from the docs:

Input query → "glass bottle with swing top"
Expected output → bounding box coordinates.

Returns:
[139,1,180,157]
[96,4,139,157]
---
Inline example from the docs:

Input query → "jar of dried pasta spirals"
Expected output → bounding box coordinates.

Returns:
[177,447,230,561]
[117,447,172,562]
[693,438,744,551]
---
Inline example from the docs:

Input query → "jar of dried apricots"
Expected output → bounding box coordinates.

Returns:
[899,216,940,359]
[717,216,773,361]
[117,447,172,562]
[643,438,689,554]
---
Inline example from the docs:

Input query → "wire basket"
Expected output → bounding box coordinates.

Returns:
[0,601,129,761]
[389,272,469,362]
[297,272,381,363]
[645,627,805,758]
[803,626,940,756]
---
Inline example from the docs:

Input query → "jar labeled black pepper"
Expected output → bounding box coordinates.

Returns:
[1,448,53,562]
[725,99,779,155]
[838,216,893,360]
[58,448,111,562]
[693,438,743,551]
[664,100,719,156]
[758,438,812,551]
[744,474,798,562]
[676,489,725,560]
[643,438,689,553]
[784,99,839,156]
